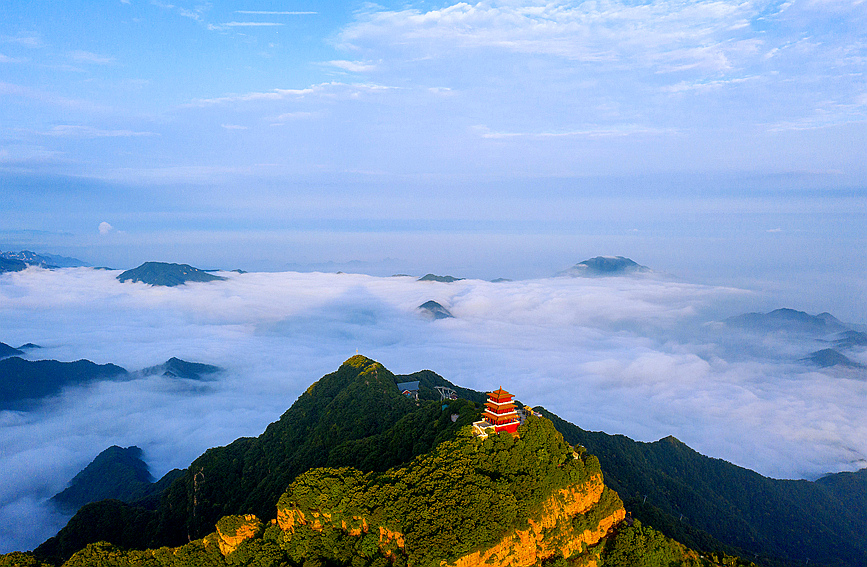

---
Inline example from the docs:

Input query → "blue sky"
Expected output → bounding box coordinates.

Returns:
[1,0,865,316]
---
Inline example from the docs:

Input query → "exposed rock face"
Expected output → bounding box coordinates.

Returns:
[447,474,624,567]
[277,472,624,567]
[214,514,263,556]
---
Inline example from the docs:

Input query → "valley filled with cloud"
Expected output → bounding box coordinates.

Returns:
[1,266,865,552]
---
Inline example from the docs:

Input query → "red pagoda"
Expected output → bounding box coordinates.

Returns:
[482,387,520,435]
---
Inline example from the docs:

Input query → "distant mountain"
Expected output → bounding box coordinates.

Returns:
[418,273,464,282]
[557,256,651,277]
[490,277,512,282]
[835,330,867,349]
[18,342,41,350]
[51,446,155,514]
[725,308,848,335]
[0,257,27,274]
[117,262,227,286]
[140,357,222,380]
[804,348,865,369]
[0,341,24,359]
[418,300,454,319]
[0,357,128,410]
[0,250,89,268]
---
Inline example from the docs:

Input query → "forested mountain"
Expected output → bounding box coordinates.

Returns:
[6,356,863,567]
[51,446,184,515]
[0,357,128,410]
[542,410,867,567]
[11,358,727,567]
[0,356,220,409]
[117,262,226,286]
[557,256,652,277]
[0,342,23,359]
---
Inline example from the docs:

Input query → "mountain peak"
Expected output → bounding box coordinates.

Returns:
[117,262,227,287]
[418,273,464,282]
[557,256,651,278]
[725,308,849,335]
[418,300,454,319]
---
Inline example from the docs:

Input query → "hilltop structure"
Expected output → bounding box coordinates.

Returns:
[473,387,521,437]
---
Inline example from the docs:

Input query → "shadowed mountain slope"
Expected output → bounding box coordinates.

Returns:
[540,409,867,567]
[558,256,651,277]
[725,308,847,335]
[0,341,24,359]
[117,262,226,286]
[51,447,177,514]
[418,300,454,319]
[0,357,128,410]
[35,357,484,561]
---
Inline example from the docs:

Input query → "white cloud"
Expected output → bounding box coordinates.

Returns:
[472,124,674,139]
[98,222,115,234]
[1,34,41,48]
[271,111,314,124]
[339,0,765,72]
[327,60,377,73]
[219,22,284,27]
[0,54,26,64]
[35,125,158,138]
[68,50,114,65]
[234,11,317,15]
[0,268,864,550]
[188,82,394,106]
[220,123,248,130]
[663,76,756,93]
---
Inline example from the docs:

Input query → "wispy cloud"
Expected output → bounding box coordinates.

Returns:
[664,76,757,93]
[0,54,27,64]
[67,50,114,65]
[219,22,284,27]
[272,111,314,124]
[0,82,105,111]
[339,0,764,71]
[187,82,394,106]
[327,60,377,73]
[33,125,158,138]
[234,11,316,15]
[220,123,248,130]
[151,0,210,22]
[1,33,42,49]
[473,124,675,139]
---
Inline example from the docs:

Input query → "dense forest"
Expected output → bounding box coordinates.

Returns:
[5,356,860,567]
[4,406,735,567]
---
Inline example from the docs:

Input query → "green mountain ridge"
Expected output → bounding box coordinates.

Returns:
[541,410,867,567]
[7,356,864,567]
[15,356,727,567]
[50,446,185,515]
[0,357,128,410]
[0,356,224,409]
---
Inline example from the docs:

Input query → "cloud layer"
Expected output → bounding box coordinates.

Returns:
[1,266,865,552]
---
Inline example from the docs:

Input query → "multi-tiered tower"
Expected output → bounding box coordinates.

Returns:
[482,387,520,435]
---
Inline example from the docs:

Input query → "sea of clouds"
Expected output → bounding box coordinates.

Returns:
[1,266,865,552]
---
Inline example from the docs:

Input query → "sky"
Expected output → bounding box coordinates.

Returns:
[1,267,866,552]
[1,1,865,321]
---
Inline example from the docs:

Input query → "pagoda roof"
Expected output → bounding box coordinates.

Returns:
[488,387,514,400]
